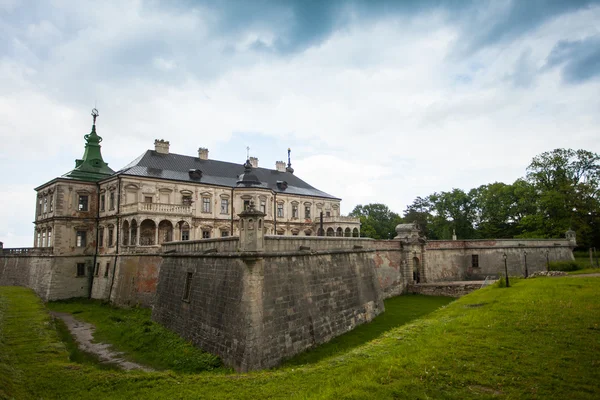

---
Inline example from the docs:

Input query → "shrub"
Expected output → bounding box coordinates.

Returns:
[548,260,584,272]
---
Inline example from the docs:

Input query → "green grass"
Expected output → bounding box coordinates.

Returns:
[568,268,600,275]
[1,280,600,399]
[47,298,223,373]
[284,295,453,366]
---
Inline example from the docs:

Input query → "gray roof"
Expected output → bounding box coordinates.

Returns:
[110,150,340,200]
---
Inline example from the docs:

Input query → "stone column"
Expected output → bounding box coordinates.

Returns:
[154,220,159,246]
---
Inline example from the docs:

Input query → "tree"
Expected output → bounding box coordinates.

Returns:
[349,203,403,239]
[526,149,600,247]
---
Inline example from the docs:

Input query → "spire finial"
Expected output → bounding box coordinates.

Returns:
[286,148,294,174]
[246,146,250,160]
[91,108,99,126]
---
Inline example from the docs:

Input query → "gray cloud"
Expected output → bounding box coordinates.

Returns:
[546,35,600,83]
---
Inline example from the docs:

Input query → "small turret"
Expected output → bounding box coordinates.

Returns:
[238,201,266,252]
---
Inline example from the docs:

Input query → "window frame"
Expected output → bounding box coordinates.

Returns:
[202,197,211,213]
[472,254,479,269]
[76,230,87,247]
[277,203,284,218]
[76,263,86,277]
[220,198,229,214]
[100,194,105,211]
[78,195,89,212]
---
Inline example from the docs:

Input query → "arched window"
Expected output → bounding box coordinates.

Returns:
[326,228,334,237]
[130,220,138,245]
[352,228,359,237]
[158,220,173,244]
[122,220,130,246]
[336,227,343,237]
[344,228,351,237]
[140,220,156,246]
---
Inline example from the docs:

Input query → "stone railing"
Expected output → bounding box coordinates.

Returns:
[265,236,376,252]
[320,216,361,224]
[1,247,53,255]
[162,237,240,254]
[121,202,193,215]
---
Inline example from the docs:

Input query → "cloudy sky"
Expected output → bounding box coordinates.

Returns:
[1,0,599,247]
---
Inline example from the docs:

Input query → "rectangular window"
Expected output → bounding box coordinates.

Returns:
[43,197,48,213]
[99,228,104,248]
[100,194,105,211]
[94,263,99,276]
[183,272,193,301]
[109,192,115,209]
[202,197,211,213]
[472,254,479,268]
[292,205,298,218]
[202,230,210,239]
[182,195,192,206]
[76,231,86,247]
[76,263,85,277]
[326,211,331,217]
[144,196,153,203]
[108,228,114,247]
[47,230,52,247]
[305,206,311,219]
[105,262,110,277]
[243,200,250,211]
[49,196,53,212]
[38,199,42,216]
[277,203,284,218]
[181,230,189,241]
[40,231,45,247]
[221,230,229,237]
[260,200,266,214]
[37,231,41,247]
[78,195,88,211]
[220,199,229,214]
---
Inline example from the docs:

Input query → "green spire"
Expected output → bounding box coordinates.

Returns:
[64,108,114,182]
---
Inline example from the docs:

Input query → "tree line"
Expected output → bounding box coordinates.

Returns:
[350,149,600,248]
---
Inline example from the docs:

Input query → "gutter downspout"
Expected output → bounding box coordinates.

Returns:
[89,182,101,299]
[108,177,121,302]
[274,192,277,233]
[230,187,234,235]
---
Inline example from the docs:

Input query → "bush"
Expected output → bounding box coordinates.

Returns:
[548,260,583,272]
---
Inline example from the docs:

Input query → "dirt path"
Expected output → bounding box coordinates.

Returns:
[50,311,153,372]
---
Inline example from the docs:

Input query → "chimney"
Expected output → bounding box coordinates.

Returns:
[275,161,286,172]
[249,157,258,168]
[198,147,209,160]
[154,139,170,154]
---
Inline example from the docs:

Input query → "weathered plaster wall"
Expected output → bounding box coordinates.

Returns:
[152,250,384,371]
[426,239,575,280]
[89,255,161,307]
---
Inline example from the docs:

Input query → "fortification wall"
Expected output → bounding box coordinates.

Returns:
[90,255,161,307]
[152,250,384,371]
[0,255,53,300]
[426,239,574,280]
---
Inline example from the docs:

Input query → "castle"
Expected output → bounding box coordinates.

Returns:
[0,110,577,371]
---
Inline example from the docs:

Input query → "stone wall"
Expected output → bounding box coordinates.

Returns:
[90,255,162,307]
[407,282,485,298]
[0,255,53,299]
[152,249,384,371]
[426,239,574,281]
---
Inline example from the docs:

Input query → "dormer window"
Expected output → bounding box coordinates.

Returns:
[189,169,203,180]
[277,181,288,190]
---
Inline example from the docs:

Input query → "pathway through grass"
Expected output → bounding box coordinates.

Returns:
[2,279,599,399]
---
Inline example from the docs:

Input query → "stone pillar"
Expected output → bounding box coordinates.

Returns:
[238,201,266,252]
[154,220,159,246]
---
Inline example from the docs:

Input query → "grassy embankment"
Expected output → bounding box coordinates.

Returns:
[1,278,599,399]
